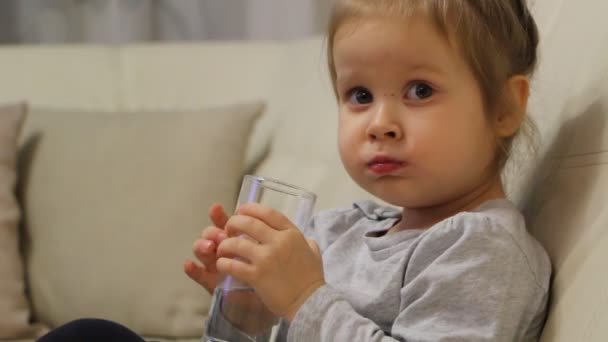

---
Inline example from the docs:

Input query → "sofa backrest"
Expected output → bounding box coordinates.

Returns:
[0,46,120,110]
[522,0,608,341]
[0,42,287,172]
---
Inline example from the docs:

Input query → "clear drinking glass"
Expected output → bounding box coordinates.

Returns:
[204,175,317,342]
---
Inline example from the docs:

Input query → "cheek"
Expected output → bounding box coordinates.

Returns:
[337,115,362,170]
[442,117,497,168]
[338,121,354,161]
[415,108,494,165]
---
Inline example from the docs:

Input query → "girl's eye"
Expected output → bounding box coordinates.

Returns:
[406,82,434,100]
[347,87,374,105]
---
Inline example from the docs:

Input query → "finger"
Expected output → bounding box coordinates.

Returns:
[216,236,261,263]
[193,239,220,273]
[237,203,292,231]
[225,215,274,244]
[216,257,256,285]
[183,260,216,294]
[201,226,228,243]
[209,203,229,228]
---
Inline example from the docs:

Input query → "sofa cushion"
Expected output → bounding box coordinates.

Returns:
[17,103,263,338]
[0,103,48,339]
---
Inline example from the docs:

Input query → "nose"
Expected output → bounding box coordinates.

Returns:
[366,105,403,141]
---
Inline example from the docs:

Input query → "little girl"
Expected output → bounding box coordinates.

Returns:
[185,0,551,341]
[39,0,550,341]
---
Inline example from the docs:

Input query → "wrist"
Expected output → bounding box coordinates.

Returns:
[284,280,325,322]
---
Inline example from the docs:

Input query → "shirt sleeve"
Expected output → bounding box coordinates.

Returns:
[287,214,548,342]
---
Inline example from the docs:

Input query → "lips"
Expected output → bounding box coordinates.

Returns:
[367,156,406,174]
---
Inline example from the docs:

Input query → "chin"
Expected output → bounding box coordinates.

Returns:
[377,193,430,208]
[356,177,406,205]
[361,178,443,209]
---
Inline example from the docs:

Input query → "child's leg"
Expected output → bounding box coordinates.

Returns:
[36,318,146,342]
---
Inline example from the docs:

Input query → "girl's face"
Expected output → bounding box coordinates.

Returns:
[334,15,501,209]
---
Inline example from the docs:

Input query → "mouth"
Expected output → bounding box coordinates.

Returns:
[366,156,406,174]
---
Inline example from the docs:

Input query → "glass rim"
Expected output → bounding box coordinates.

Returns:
[244,175,317,201]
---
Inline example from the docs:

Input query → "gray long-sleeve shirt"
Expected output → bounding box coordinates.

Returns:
[286,199,551,342]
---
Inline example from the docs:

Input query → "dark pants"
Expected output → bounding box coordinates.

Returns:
[37,319,146,342]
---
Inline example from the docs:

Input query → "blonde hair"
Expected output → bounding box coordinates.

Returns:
[327,0,539,171]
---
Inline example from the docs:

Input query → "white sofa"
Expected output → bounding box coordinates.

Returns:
[0,0,606,341]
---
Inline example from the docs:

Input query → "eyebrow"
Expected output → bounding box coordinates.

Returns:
[336,63,445,85]
[406,63,445,75]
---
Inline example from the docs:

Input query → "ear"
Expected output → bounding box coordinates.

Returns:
[494,75,530,137]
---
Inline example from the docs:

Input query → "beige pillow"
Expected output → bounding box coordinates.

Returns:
[0,103,48,339]
[18,103,263,338]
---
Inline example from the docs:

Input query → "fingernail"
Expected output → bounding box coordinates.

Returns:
[203,240,213,250]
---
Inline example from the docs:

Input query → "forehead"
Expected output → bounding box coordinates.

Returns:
[332,15,464,78]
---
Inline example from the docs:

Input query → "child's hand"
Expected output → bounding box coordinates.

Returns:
[216,203,325,321]
[184,203,229,294]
